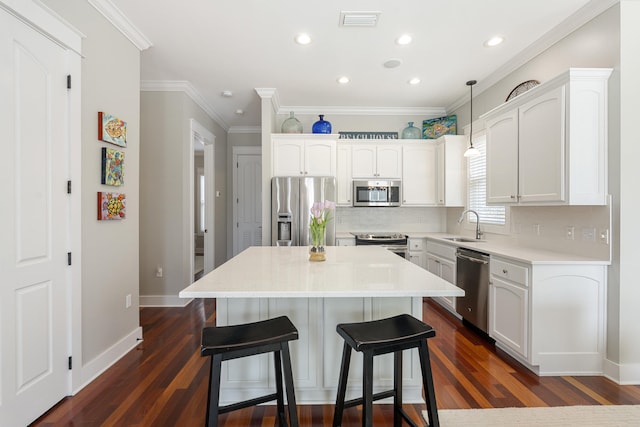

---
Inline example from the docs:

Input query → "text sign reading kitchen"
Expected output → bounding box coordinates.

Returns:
[352,180,401,207]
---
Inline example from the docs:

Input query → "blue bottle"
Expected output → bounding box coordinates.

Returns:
[312,115,332,134]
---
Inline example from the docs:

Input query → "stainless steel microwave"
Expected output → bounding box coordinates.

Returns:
[352,180,401,207]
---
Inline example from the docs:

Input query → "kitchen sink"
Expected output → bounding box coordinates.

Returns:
[443,237,484,243]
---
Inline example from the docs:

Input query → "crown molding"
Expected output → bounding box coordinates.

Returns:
[141,80,229,131]
[228,126,262,134]
[255,88,281,113]
[88,0,152,50]
[278,106,446,117]
[445,0,619,113]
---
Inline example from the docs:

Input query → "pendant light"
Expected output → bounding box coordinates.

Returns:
[464,79,480,158]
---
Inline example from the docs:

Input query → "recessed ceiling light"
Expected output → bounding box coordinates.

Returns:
[396,34,412,45]
[295,33,312,45]
[235,109,244,115]
[408,77,421,85]
[484,36,504,47]
[337,76,350,84]
[383,58,403,69]
[221,90,233,97]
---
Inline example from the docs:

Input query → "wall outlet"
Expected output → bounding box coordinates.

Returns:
[582,227,596,242]
[156,266,163,278]
[565,226,575,240]
[125,294,132,308]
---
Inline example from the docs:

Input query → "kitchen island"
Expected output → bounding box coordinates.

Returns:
[179,246,463,404]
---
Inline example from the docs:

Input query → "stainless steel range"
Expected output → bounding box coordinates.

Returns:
[353,232,408,258]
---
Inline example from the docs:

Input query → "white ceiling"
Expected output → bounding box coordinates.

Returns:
[101,0,612,131]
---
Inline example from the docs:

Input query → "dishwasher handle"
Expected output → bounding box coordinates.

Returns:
[456,253,489,265]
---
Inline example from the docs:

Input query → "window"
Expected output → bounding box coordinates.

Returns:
[198,168,206,233]
[466,133,507,229]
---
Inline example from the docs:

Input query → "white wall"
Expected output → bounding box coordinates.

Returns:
[42,0,142,386]
[139,91,227,304]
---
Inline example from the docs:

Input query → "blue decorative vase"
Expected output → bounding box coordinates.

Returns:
[312,115,332,134]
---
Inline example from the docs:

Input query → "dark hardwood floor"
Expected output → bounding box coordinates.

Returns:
[31,299,640,426]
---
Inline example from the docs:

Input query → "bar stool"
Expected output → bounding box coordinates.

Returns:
[332,314,439,427]
[201,316,299,427]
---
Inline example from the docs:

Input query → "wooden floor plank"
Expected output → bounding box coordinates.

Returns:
[30,298,640,426]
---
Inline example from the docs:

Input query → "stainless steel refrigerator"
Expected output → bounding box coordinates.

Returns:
[271,176,336,246]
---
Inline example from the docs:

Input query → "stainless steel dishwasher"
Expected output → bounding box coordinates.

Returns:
[455,247,490,333]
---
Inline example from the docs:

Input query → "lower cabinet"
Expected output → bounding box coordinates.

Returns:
[489,256,607,375]
[336,236,355,246]
[408,238,426,268]
[489,258,529,359]
[425,240,457,315]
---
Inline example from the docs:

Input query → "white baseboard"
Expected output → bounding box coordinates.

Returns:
[74,326,143,394]
[604,358,640,385]
[140,294,192,307]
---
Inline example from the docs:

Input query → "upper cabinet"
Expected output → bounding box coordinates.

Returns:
[336,144,352,206]
[351,143,402,178]
[402,142,437,206]
[272,135,336,177]
[435,135,466,206]
[483,68,612,206]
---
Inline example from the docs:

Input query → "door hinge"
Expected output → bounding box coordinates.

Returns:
[236,222,239,228]
[67,180,72,194]
[68,356,72,370]
[67,75,71,89]
[67,252,72,266]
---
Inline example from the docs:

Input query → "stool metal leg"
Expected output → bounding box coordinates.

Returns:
[206,354,223,427]
[280,343,299,427]
[393,351,402,427]
[273,350,288,427]
[332,341,352,427]
[362,350,374,427]
[418,341,439,427]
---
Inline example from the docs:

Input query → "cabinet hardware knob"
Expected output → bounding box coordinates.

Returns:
[510,195,516,199]
[503,269,508,274]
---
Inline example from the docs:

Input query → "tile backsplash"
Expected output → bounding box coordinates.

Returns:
[336,207,445,233]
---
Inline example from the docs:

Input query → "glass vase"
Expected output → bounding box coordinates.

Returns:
[281,111,303,133]
[312,115,332,134]
[401,121,422,139]
[309,223,326,261]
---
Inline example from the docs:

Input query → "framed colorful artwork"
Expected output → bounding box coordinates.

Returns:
[422,115,457,139]
[101,147,124,186]
[98,111,127,147]
[97,192,126,220]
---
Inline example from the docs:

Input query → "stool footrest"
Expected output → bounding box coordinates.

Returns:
[218,393,278,415]
[398,407,420,427]
[342,389,396,409]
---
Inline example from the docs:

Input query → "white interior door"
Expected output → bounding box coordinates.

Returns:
[233,147,262,256]
[0,9,71,425]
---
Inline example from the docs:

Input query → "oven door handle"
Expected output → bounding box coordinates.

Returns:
[456,254,489,265]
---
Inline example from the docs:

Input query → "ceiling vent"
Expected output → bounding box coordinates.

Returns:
[339,11,381,27]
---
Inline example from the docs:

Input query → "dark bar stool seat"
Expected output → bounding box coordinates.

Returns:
[201,316,299,427]
[332,314,439,427]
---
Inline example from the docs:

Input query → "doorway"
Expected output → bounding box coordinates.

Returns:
[189,119,215,281]
[232,146,262,256]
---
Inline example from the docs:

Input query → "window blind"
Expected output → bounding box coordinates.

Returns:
[467,136,506,225]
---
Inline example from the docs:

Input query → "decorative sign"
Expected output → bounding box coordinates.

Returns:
[338,131,399,139]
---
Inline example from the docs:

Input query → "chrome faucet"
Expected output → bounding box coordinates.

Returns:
[458,209,483,240]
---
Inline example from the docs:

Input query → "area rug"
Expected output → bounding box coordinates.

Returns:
[422,405,640,426]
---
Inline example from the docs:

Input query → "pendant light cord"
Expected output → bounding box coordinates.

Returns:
[466,80,477,147]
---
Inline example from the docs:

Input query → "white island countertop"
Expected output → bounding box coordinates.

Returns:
[179,246,464,299]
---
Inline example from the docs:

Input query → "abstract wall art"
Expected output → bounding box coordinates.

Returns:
[98,111,127,147]
[97,192,126,220]
[422,115,457,139]
[101,147,124,186]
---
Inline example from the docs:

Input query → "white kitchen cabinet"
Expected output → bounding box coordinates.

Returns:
[336,236,355,246]
[435,135,466,206]
[336,144,352,206]
[351,143,402,178]
[489,256,607,376]
[272,135,336,177]
[483,68,612,206]
[402,142,437,206]
[408,238,426,268]
[425,240,457,315]
[489,258,529,359]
